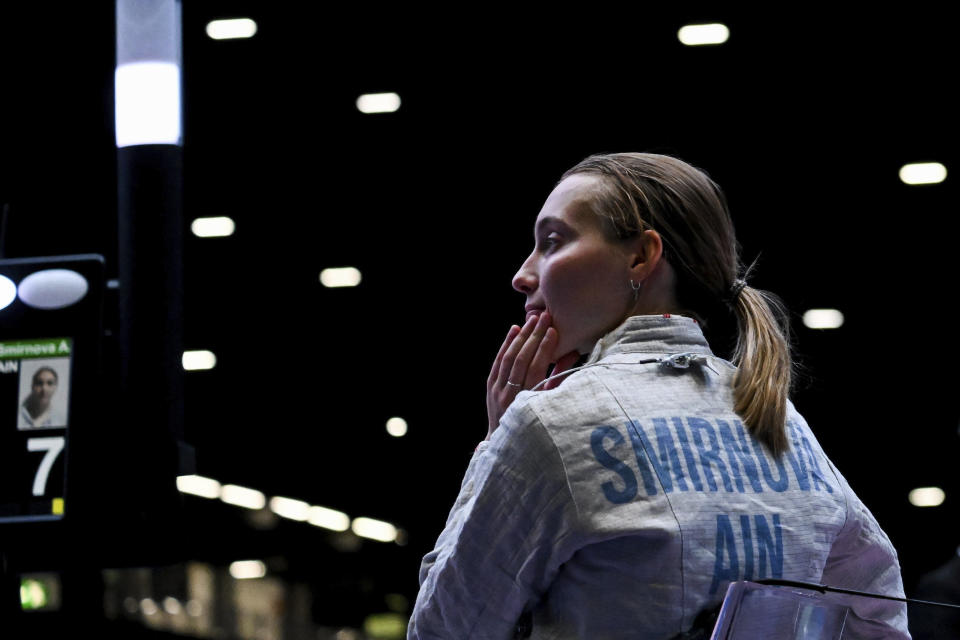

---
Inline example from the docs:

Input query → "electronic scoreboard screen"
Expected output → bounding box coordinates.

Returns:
[0,255,103,531]
[0,337,73,522]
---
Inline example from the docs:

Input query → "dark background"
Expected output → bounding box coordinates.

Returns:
[1,2,957,630]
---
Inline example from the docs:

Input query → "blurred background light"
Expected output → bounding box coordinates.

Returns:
[115,0,181,147]
[162,596,182,615]
[320,267,362,288]
[270,496,310,521]
[183,350,217,370]
[0,275,17,311]
[384,593,408,613]
[899,162,947,185]
[356,92,401,114]
[19,579,49,610]
[220,484,266,510]
[176,475,221,498]
[191,216,235,237]
[352,517,398,542]
[115,62,181,147]
[308,505,351,531]
[363,612,406,639]
[385,417,408,437]
[802,309,845,329]
[206,18,257,40]
[17,268,89,309]
[229,560,266,579]
[140,598,159,616]
[678,23,730,46]
[909,486,945,507]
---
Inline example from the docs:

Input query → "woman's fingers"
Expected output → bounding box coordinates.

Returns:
[495,314,539,388]
[524,326,557,388]
[507,312,553,389]
[487,324,521,387]
[487,311,561,438]
[487,318,537,435]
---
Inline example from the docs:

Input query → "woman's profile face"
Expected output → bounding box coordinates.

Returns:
[32,370,58,403]
[513,174,635,357]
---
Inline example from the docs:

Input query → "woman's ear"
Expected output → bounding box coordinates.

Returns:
[627,229,664,279]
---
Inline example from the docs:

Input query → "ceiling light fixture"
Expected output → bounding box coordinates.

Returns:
[677,23,730,46]
[206,18,257,40]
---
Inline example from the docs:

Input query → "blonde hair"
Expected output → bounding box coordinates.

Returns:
[562,153,794,456]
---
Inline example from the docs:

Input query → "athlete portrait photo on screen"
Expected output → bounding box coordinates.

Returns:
[17,357,70,430]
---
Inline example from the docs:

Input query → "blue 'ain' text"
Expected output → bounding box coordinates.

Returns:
[710,512,784,594]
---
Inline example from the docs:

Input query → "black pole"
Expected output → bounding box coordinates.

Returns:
[111,0,188,565]
[114,143,184,550]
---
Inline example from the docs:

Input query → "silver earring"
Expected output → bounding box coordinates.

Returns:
[630,279,642,301]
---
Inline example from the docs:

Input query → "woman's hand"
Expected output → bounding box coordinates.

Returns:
[485,312,579,440]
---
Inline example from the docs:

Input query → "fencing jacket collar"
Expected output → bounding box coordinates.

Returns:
[586,314,713,363]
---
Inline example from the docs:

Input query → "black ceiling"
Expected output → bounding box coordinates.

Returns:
[1,3,957,620]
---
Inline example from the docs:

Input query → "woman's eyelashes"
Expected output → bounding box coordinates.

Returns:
[539,233,563,252]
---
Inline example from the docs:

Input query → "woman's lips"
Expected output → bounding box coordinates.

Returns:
[525,308,546,322]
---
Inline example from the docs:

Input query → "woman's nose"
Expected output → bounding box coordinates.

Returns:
[512,254,537,294]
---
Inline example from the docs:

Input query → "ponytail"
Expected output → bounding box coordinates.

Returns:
[730,286,793,457]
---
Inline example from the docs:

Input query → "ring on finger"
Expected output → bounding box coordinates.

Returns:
[505,380,522,388]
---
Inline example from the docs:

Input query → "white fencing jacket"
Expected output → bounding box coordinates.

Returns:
[409,315,909,639]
